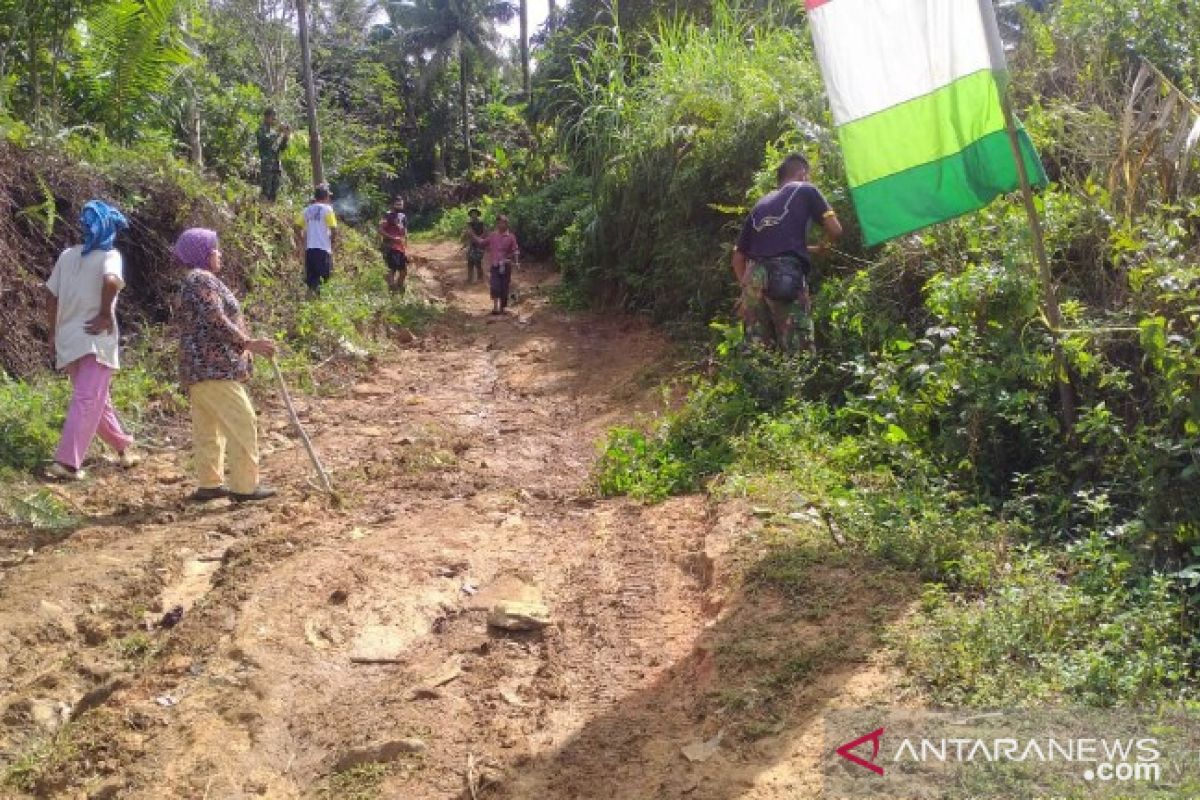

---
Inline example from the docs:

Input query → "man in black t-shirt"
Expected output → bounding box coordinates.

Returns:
[733,154,843,353]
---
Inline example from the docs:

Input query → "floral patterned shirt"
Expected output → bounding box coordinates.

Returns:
[178,269,251,387]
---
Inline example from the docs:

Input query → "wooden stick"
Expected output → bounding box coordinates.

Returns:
[269,358,334,496]
[466,752,481,800]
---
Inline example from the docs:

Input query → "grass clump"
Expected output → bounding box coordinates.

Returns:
[905,547,1195,707]
[597,325,809,501]
[111,632,158,664]
[0,485,77,529]
[319,764,390,800]
[1,727,80,794]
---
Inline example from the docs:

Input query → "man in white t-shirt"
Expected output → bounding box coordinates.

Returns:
[297,184,338,295]
[44,201,140,480]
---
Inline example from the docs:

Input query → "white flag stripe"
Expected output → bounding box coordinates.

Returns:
[809,0,999,127]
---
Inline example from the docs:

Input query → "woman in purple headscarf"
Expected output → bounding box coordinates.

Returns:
[173,228,278,503]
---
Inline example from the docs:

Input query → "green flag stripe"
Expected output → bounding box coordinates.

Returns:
[852,127,1047,246]
[839,69,1007,189]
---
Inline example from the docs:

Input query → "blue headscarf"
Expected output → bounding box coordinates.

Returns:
[80,200,129,256]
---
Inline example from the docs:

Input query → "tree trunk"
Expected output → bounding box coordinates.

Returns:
[27,23,41,123]
[0,47,9,111]
[181,9,202,168]
[433,142,446,184]
[519,0,530,99]
[187,85,203,168]
[459,35,472,172]
[548,0,557,28]
[296,0,324,186]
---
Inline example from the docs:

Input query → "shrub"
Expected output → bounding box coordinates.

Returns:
[0,375,70,471]
[507,173,591,260]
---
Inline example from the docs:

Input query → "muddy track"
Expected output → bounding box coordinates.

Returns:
[0,242,914,800]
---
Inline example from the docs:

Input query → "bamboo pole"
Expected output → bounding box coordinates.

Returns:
[981,0,1076,434]
[270,358,335,496]
[998,91,1077,434]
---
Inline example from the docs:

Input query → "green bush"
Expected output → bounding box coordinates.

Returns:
[597,325,811,500]
[0,376,69,471]
[507,173,591,260]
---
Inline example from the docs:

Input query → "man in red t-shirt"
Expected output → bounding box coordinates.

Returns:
[378,196,408,293]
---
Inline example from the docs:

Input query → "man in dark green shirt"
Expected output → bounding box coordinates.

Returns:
[256,108,290,202]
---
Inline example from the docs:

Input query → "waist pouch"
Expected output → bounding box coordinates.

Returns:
[762,255,808,302]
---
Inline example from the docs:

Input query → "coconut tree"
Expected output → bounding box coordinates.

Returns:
[384,0,516,172]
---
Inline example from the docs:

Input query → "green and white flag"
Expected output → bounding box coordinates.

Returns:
[806,0,1048,245]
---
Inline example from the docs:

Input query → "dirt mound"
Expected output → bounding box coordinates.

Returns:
[0,141,284,379]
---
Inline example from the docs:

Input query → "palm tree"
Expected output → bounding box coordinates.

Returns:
[385,0,516,172]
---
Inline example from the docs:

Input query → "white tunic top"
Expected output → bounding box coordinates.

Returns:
[46,246,125,370]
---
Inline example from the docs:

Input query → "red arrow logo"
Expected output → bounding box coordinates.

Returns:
[836,727,886,775]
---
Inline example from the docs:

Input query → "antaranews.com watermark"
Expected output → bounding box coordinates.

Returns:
[823,709,1200,798]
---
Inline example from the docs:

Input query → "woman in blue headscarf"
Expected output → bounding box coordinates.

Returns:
[44,200,141,480]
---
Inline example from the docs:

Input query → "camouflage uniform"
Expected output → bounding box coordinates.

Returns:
[740,257,814,354]
[466,220,486,282]
[735,177,834,355]
[256,124,288,202]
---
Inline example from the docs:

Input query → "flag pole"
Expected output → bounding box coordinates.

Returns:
[998,94,1076,433]
[984,0,1076,434]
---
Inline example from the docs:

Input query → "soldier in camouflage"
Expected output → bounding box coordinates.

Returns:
[256,108,290,202]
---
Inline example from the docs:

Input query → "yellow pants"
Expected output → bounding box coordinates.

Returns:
[189,380,259,494]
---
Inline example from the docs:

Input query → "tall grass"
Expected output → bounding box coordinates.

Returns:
[554,3,835,323]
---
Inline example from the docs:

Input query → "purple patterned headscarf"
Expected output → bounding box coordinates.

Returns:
[172,228,219,269]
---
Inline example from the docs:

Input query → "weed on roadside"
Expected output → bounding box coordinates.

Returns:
[318,764,390,800]
[0,481,77,529]
[111,632,158,664]
[1,729,79,793]
[600,321,1199,707]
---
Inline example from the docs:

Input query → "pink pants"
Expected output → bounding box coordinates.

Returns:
[54,355,134,470]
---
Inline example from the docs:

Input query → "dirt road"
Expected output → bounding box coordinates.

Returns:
[0,242,913,799]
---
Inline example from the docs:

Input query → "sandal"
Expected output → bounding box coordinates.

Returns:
[44,462,86,482]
